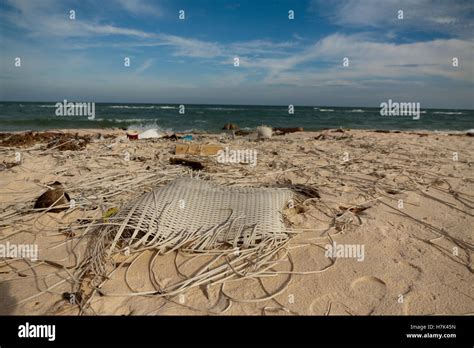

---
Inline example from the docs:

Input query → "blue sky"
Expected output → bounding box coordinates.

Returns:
[0,0,473,108]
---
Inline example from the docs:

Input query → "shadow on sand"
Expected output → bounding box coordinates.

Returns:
[0,282,18,314]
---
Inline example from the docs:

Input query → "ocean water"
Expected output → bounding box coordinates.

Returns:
[0,102,472,133]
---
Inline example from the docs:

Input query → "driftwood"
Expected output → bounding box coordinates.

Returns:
[169,157,205,170]
[235,129,252,136]
[273,127,304,135]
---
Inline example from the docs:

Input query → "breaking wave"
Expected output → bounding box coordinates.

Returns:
[433,111,464,115]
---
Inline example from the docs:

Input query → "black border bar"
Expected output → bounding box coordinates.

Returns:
[0,315,472,346]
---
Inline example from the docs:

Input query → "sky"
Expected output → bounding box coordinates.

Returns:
[0,0,473,108]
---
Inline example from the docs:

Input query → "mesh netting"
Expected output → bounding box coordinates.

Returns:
[111,177,293,249]
[76,178,296,299]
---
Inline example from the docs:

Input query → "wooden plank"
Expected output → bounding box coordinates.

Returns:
[175,144,223,156]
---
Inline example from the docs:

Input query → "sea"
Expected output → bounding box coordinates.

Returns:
[0,102,472,133]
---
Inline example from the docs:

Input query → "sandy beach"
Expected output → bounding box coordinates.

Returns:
[0,128,472,316]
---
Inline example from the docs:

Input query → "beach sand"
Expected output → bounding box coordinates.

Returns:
[0,128,472,315]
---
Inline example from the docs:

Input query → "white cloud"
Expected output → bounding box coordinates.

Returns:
[3,0,154,38]
[242,34,474,86]
[228,40,296,56]
[158,34,223,58]
[2,1,227,59]
[136,58,153,74]
[81,23,154,38]
[309,0,474,38]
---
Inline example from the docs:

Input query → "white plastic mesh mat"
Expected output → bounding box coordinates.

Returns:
[70,178,334,308]
[79,178,295,280]
[115,177,294,247]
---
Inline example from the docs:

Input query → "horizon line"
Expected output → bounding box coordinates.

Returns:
[0,100,472,111]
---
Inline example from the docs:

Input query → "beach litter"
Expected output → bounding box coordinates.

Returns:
[223,123,239,139]
[222,123,239,130]
[257,125,273,140]
[169,157,205,170]
[1,160,20,171]
[34,182,71,213]
[0,132,91,150]
[71,177,322,311]
[126,128,164,140]
[138,129,163,140]
[126,131,139,140]
[102,207,119,222]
